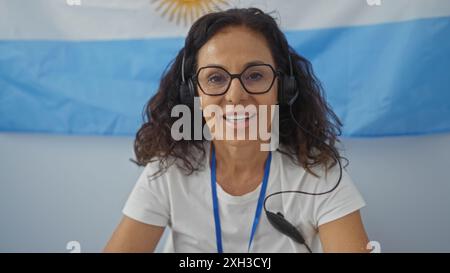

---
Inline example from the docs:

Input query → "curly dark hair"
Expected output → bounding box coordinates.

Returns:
[133,7,346,177]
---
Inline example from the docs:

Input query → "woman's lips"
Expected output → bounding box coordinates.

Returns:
[223,112,257,129]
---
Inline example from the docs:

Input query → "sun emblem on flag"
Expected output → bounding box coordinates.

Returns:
[151,0,230,26]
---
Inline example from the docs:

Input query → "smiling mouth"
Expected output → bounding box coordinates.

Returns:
[223,112,257,122]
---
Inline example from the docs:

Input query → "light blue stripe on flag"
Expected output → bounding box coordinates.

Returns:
[0,38,184,135]
[286,16,450,137]
[1,16,449,137]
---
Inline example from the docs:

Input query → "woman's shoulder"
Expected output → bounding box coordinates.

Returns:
[275,148,353,191]
[275,148,365,227]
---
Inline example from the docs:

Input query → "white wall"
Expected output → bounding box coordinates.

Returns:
[0,132,449,252]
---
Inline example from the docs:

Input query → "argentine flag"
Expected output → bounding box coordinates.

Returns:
[1,0,449,137]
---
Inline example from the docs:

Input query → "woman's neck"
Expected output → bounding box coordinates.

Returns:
[212,141,269,195]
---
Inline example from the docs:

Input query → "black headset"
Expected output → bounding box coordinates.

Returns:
[180,50,342,253]
[180,53,197,106]
[179,51,299,107]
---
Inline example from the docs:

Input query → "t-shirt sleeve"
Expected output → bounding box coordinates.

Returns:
[122,162,170,227]
[312,165,366,228]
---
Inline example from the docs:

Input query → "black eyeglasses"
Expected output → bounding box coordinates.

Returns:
[193,64,280,96]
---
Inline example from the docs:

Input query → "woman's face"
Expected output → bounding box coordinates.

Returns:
[196,26,278,148]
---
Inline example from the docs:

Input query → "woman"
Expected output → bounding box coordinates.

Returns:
[105,8,369,253]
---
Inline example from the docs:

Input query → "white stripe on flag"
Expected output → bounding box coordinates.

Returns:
[1,0,450,40]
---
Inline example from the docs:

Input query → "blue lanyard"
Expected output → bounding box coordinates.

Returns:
[210,145,272,253]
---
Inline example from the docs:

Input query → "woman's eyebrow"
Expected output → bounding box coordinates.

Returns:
[244,60,266,66]
[203,60,267,68]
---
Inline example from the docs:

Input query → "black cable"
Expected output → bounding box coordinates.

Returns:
[264,102,343,208]
[304,243,312,253]
[263,98,343,253]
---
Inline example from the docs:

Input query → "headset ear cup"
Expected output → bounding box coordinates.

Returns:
[188,78,195,99]
[186,78,195,106]
[280,74,299,105]
[285,75,299,106]
[179,82,189,105]
[180,78,195,106]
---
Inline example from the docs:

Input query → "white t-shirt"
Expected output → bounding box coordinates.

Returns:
[122,142,366,253]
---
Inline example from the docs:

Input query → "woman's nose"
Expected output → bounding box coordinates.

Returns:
[224,77,249,104]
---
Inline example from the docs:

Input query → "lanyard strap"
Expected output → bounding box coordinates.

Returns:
[210,145,272,253]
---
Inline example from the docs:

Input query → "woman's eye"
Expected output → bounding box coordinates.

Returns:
[247,72,263,81]
[208,75,226,84]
